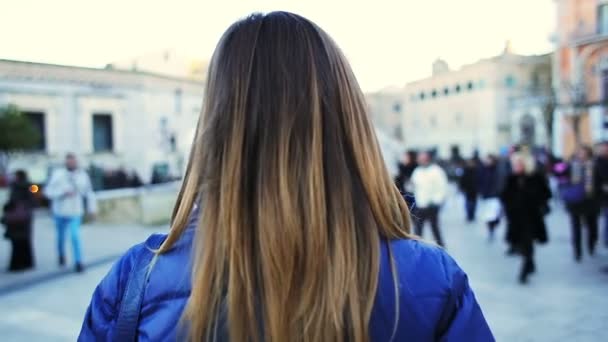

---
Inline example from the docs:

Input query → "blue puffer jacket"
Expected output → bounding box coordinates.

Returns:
[79,223,493,341]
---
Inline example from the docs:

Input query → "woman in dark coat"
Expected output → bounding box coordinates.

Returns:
[500,154,551,284]
[1,170,35,271]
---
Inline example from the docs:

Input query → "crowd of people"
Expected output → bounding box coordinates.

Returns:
[3,140,607,283]
[88,165,143,191]
[395,141,608,284]
[0,155,184,273]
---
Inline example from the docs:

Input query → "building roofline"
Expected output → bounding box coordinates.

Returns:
[0,58,204,86]
[404,51,553,87]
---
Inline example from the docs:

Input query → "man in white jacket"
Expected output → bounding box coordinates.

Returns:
[45,153,97,272]
[410,151,448,247]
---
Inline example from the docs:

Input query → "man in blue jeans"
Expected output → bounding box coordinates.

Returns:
[45,153,97,272]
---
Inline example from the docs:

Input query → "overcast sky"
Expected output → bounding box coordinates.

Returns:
[1,0,555,91]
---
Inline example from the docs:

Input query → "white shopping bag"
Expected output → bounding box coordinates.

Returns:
[481,198,502,222]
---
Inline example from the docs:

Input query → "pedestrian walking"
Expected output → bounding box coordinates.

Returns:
[479,155,502,240]
[394,151,417,194]
[411,151,449,247]
[595,141,608,247]
[500,153,551,284]
[459,158,480,223]
[45,153,97,272]
[79,12,492,341]
[560,146,601,261]
[1,170,35,271]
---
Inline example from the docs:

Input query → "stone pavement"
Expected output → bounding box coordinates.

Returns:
[441,197,608,342]
[0,195,606,341]
[0,210,163,294]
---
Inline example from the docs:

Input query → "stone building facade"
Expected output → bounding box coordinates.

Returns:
[402,44,550,158]
[0,59,204,184]
[553,0,608,157]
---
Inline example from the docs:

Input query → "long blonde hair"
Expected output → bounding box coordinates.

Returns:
[159,12,412,341]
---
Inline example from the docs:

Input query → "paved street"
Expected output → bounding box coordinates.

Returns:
[0,211,160,294]
[0,194,606,341]
[442,197,608,342]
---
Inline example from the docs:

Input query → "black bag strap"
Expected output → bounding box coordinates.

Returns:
[114,234,166,341]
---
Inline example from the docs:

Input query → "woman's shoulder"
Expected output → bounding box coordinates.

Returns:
[112,230,193,285]
[382,238,465,295]
[373,238,492,340]
[90,230,192,302]
[80,231,192,339]
[90,233,170,300]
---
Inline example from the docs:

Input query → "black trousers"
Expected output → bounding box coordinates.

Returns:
[9,238,34,271]
[414,206,444,247]
[465,196,477,222]
[569,210,599,258]
[519,226,535,277]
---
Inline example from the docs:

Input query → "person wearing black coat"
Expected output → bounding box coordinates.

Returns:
[458,158,480,222]
[1,170,35,271]
[479,155,502,238]
[595,142,608,247]
[564,146,602,261]
[500,154,551,284]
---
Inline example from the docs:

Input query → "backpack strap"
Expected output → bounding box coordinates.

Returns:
[114,234,167,341]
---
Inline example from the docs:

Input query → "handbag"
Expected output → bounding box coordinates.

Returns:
[2,201,31,225]
[113,234,167,341]
[481,198,502,222]
[559,183,586,204]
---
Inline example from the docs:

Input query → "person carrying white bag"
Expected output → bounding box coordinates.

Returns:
[478,155,505,241]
